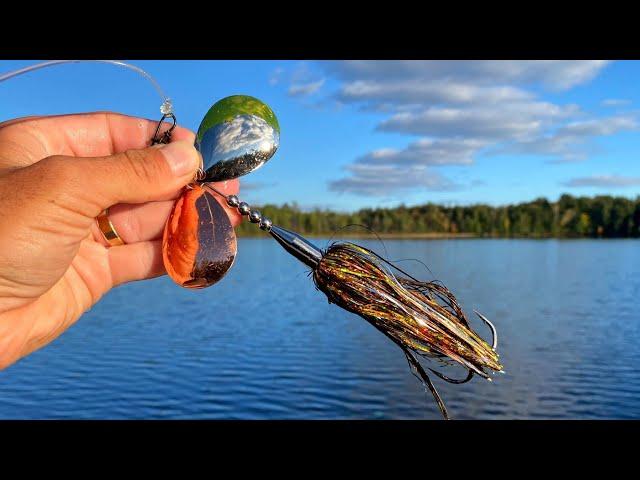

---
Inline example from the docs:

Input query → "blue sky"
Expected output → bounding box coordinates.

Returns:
[1,60,640,212]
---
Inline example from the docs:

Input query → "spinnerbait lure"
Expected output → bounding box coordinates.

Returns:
[0,61,504,419]
[164,95,504,420]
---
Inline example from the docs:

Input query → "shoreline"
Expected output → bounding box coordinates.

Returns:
[237,232,478,239]
[236,232,640,240]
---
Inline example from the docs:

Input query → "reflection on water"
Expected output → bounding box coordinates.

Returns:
[1,239,639,419]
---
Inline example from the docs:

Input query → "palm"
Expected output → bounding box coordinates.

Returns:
[11,237,112,359]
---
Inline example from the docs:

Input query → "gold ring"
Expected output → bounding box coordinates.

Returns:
[96,208,125,247]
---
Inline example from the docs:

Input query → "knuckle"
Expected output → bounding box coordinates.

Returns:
[37,156,80,189]
[121,149,164,185]
[30,156,101,217]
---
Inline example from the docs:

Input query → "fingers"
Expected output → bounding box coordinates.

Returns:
[108,240,165,286]
[105,176,243,286]
[30,140,202,220]
[93,201,176,244]
[0,112,196,170]
[105,183,242,285]
[91,178,242,245]
[92,141,201,207]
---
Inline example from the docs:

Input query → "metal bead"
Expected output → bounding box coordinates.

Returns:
[249,210,262,223]
[226,195,240,208]
[238,202,251,215]
[259,218,272,231]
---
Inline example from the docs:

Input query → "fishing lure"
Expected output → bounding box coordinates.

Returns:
[0,61,504,419]
[163,95,504,419]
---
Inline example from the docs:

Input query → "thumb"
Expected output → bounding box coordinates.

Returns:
[90,140,202,208]
[37,140,201,217]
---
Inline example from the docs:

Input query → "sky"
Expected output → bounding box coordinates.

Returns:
[1,60,640,212]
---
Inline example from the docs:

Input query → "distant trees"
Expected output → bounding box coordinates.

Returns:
[235,194,640,238]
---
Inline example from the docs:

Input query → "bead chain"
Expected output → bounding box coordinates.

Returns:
[225,194,273,232]
[199,184,272,231]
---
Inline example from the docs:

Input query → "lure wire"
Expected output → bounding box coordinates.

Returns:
[0,60,170,109]
[0,60,178,146]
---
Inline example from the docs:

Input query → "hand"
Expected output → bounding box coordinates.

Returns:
[0,112,241,369]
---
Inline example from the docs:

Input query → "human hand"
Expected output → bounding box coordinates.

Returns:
[0,112,241,369]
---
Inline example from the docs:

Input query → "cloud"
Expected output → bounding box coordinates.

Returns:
[286,62,326,97]
[502,115,638,162]
[338,80,532,106]
[377,102,576,140]
[288,78,325,97]
[299,61,625,197]
[562,175,640,188]
[269,67,284,86]
[328,138,485,196]
[329,164,458,196]
[356,138,486,166]
[601,98,631,107]
[325,60,609,91]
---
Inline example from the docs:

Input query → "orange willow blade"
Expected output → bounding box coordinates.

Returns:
[162,185,237,289]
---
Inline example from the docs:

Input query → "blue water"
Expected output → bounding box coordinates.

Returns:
[1,238,639,419]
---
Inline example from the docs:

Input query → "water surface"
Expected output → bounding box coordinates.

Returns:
[1,239,639,419]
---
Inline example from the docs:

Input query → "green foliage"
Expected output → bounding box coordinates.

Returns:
[236,194,640,238]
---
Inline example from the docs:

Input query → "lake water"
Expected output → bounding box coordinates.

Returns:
[1,238,639,419]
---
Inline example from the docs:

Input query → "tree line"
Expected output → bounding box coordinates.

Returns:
[235,194,640,238]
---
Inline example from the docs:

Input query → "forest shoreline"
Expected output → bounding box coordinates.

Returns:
[235,194,640,239]
[236,232,640,239]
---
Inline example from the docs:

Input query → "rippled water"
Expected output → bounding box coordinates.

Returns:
[1,239,639,419]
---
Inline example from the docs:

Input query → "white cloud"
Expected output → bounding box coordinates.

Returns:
[356,138,487,166]
[338,80,532,106]
[281,61,625,197]
[559,116,638,136]
[329,164,458,196]
[325,60,609,90]
[286,62,326,97]
[269,67,284,86]
[377,102,576,140]
[562,175,640,188]
[502,115,638,162]
[328,138,486,196]
[288,78,325,97]
[601,98,631,107]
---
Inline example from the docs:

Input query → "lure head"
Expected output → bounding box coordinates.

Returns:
[196,95,280,182]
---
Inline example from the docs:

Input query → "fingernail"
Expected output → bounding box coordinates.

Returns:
[159,141,199,177]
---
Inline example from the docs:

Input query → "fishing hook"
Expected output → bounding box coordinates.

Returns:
[474,309,498,350]
[423,310,498,383]
[378,329,450,420]
[428,367,475,385]
[403,348,450,420]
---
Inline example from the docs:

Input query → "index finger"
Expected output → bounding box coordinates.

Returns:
[0,111,195,169]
